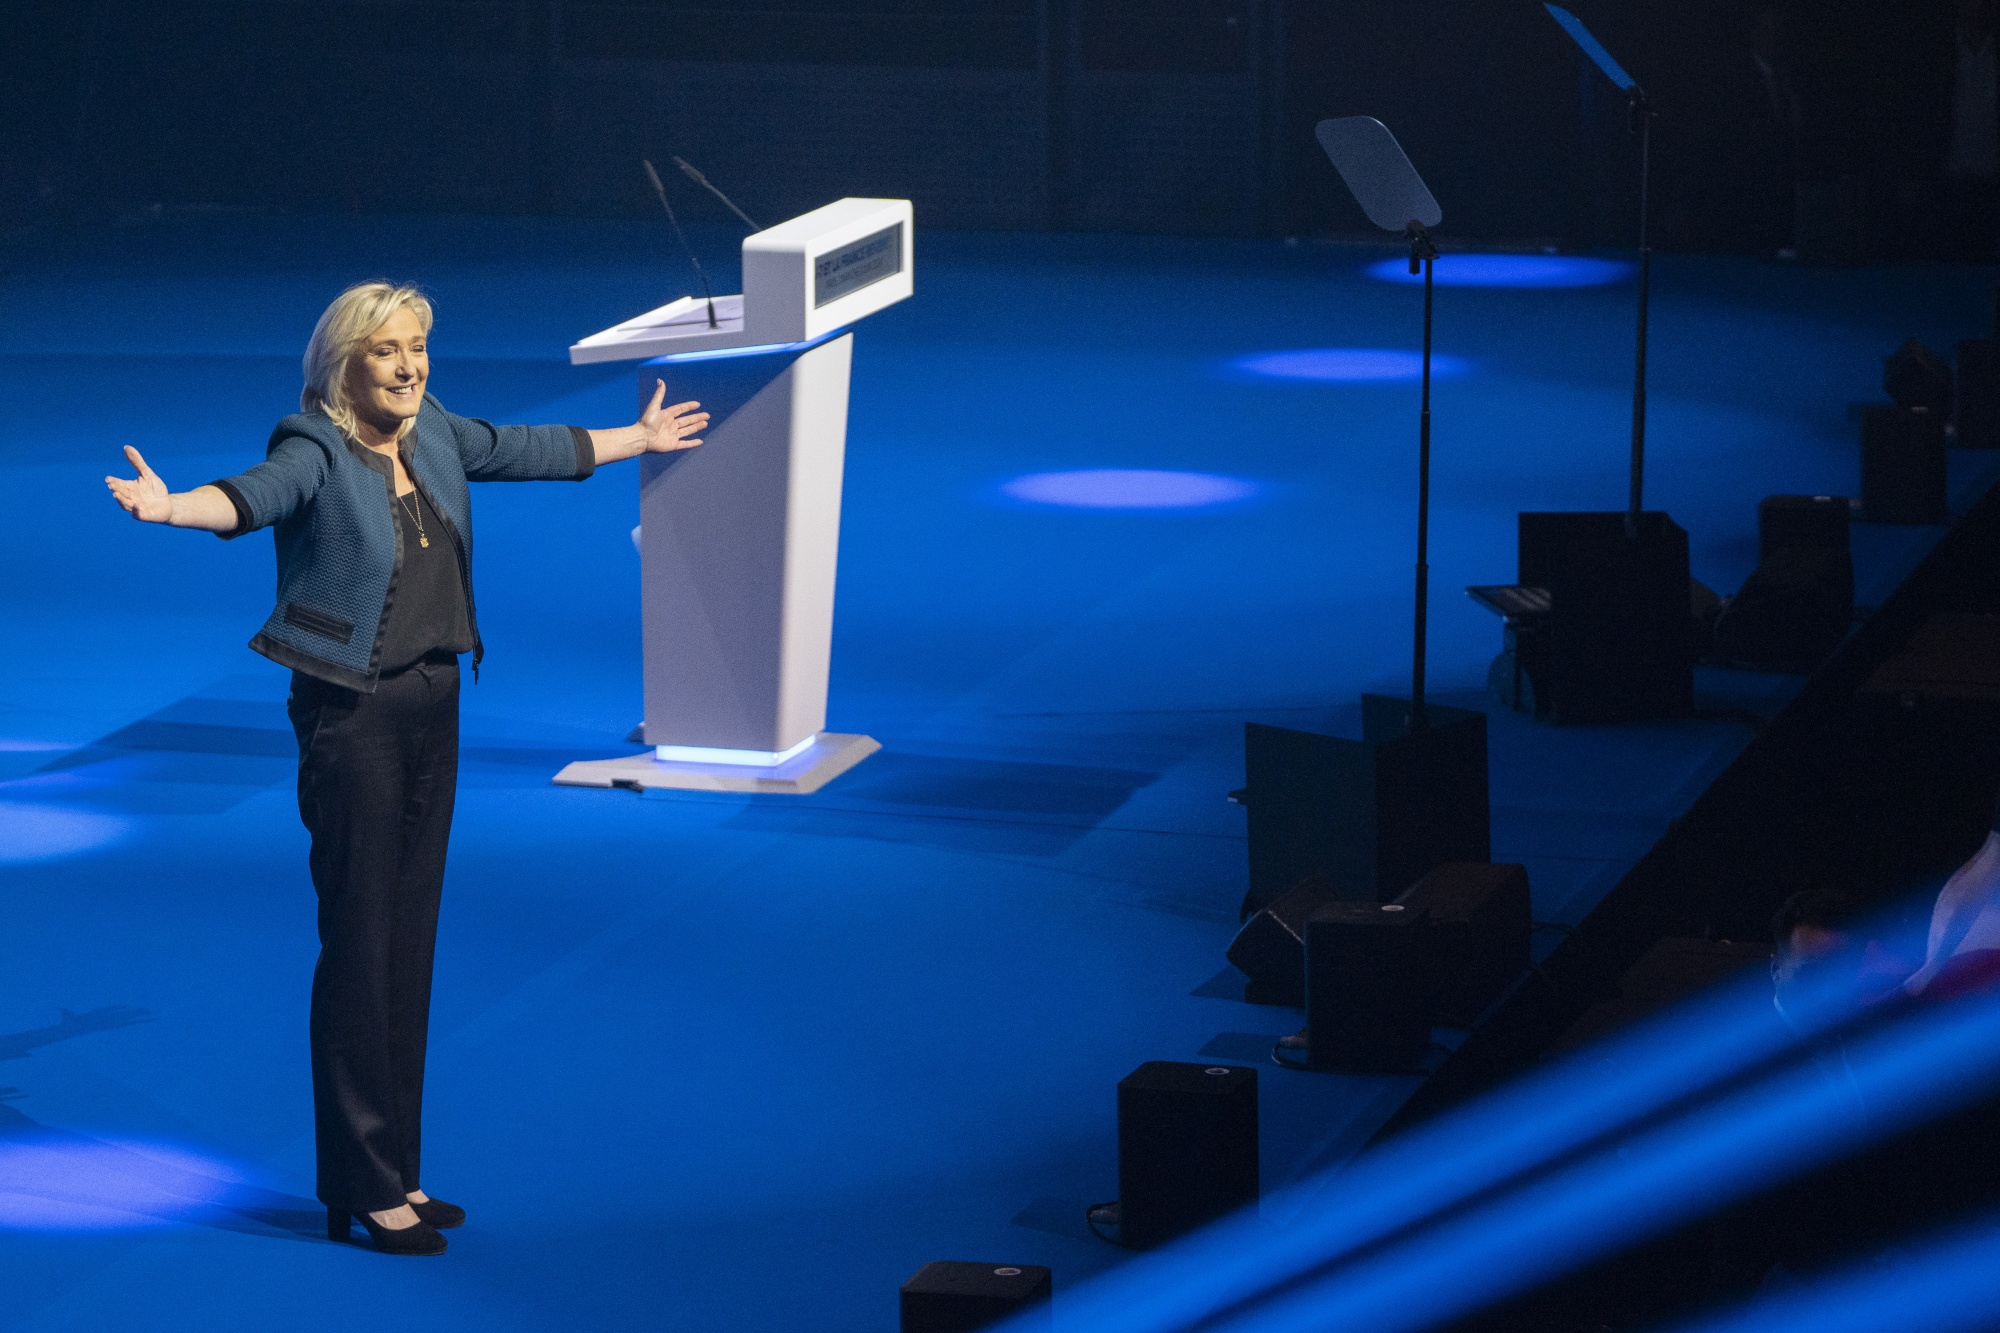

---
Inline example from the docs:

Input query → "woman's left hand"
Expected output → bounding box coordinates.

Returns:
[638,380,709,453]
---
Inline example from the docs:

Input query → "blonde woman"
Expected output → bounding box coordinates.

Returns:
[104,282,708,1255]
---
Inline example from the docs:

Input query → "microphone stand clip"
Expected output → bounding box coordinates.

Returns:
[1407,220,1439,274]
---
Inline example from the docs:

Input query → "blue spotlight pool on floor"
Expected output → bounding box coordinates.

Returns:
[999,469,1260,510]
[1231,348,1470,382]
[1364,254,1634,288]
[0,801,130,865]
[0,1136,244,1231]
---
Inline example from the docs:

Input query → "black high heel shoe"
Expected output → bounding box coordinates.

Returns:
[409,1196,465,1229]
[327,1206,448,1255]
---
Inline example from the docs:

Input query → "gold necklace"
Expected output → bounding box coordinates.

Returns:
[397,488,429,548]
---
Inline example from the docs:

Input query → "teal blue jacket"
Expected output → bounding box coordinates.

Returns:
[213,395,592,691]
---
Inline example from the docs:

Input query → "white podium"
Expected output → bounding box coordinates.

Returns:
[553,198,911,795]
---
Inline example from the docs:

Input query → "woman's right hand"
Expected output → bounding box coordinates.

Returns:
[105,446,174,523]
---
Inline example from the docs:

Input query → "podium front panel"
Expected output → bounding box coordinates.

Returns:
[636,334,852,754]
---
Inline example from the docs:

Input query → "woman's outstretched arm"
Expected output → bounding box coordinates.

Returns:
[586,380,709,466]
[104,446,238,531]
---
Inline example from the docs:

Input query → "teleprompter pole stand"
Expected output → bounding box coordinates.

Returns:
[1627,86,1655,536]
[1543,4,1656,538]
[1410,221,1439,729]
[1313,116,1447,732]
[1233,121,1489,918]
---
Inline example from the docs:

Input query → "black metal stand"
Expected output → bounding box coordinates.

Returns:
[1472,18,1691,725]
[1541,6,1659,537]
[1409,222,1439,728]
[1238,117,1490,924]
[1626,89,1655,536]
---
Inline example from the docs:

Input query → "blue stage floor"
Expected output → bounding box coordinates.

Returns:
[2,211,1994,1331]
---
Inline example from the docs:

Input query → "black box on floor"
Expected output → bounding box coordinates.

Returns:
[1884,338,1953,413]
[1713,544,1855,670]
[1860,405,1948,524]
[1226,876,1330,1006]
[1959,340,2000,450]
[1395,862,1531,1028]
[1513,512,1694,724]
[1240,695,1489,916]
[1757,494,1850,560]
[900,1261,1051,1333]
[1305,901,1432,1072]
[1116,1062,1258,1248]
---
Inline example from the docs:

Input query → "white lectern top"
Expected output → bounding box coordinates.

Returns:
[569,197,913,364]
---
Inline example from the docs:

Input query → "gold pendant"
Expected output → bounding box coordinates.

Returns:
[419,536,429,548]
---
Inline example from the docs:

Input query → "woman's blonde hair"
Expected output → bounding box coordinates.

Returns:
[300,281,434,441]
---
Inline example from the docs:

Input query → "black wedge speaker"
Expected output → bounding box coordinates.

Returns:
[1395,861,1532,1028]
[1714,545,1855,670]
[1884,338,1952,414]
[1226,877,1331,1005]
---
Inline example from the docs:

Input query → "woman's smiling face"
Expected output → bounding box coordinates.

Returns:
[347,304,429,438]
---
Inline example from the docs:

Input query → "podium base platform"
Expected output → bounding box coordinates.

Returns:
[553,733,880,795]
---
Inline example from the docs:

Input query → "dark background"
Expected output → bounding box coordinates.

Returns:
[0,0,1970,254]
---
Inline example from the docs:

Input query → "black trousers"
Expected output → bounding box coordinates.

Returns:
[287,655,460,1213]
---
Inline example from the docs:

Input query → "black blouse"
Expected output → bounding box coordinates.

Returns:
[378,486,474,674]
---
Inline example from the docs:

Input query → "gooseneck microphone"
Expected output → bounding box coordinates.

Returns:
[641,158,718,328]
[671,156,763,233]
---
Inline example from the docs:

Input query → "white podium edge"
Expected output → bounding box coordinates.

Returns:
[552,733,880,796]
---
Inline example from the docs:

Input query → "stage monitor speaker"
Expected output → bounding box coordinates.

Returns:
[1395,861,1532,1028]
[899,1262,1052,1333]
[1713,544,1855,670]
[1757,494,1850,561]
[1884,338,1953,414]
[1240,696,1489,916]
[1514,512,1694,724]
[1226,876,1330,1006]
[1305,902,1432,1072]
[1959,340,2000,450]
[1115,1062,1258,1248]
[1860,405,1948,525]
